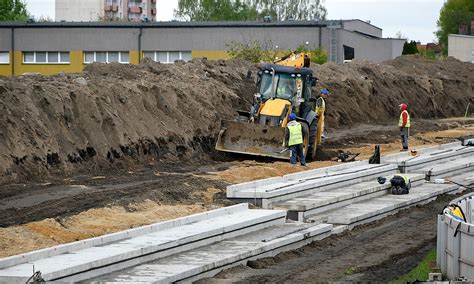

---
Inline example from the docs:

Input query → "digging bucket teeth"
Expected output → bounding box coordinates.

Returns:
[215,121,290,160]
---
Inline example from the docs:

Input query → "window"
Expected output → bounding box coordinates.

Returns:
[83,51,130,64]
[36,52,47,63]
[108,52,119,62]
[0,52,10,64]
[22,52,70,64]
[143,51,192,63]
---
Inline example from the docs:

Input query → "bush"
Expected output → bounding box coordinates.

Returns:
[226,41,328,64]
[295,44,328,64]
[226,40,278,63]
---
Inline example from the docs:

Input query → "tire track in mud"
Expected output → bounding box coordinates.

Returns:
[0,174,228,227]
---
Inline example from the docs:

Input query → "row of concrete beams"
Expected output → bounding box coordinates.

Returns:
[227,162,399,208]
[0,142,472,283]
[89,171,474,282]
[281,143,473,222]
[0,204,288,283]
[382,142,474,173]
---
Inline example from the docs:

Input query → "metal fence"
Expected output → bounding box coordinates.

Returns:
[437,192,474,280]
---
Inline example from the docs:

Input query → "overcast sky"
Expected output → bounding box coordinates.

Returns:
[24,0,445,43]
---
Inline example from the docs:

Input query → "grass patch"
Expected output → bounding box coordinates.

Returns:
[391,249,437,284]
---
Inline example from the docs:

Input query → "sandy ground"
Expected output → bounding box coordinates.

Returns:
[0,202,206,257]
[0,119,472,260]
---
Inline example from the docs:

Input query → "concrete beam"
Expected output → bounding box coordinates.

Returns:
[0,207,286,283]
[86,223,333,283]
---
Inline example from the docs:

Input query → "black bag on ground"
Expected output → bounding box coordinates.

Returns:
[369,145,380,164]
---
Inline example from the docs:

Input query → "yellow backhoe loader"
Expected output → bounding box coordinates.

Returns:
[215,53,324,160]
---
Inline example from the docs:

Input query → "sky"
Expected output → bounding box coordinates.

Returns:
[24,0,445,43]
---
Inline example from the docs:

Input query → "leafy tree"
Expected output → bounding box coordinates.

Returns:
[402,41,418,55]
[253,0,327,21]
[175,0,258,21]
[175,0,327,21]
[0,0,28,21]
[436,0,474,49]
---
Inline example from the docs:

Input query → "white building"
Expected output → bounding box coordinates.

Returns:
[55,0,157,22]
[448,34,474,63]
[56,0,104,21]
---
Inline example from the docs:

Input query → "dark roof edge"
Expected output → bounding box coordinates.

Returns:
[0,21,329,29]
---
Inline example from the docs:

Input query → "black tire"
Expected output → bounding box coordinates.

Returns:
[307,118,318,160]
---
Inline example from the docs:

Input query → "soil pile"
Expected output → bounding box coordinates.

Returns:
[0,56,472,183]
[0,59,256,183]
[315,55,474,128]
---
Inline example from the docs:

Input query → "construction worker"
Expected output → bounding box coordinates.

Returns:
[316,89,329,139]
[399,103,411,151]
[390,175,411,195]
[285,113,307,166]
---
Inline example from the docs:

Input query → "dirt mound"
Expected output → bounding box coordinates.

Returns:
[0,59,256,183]
[314,55,474,128]
[0,56,472,183]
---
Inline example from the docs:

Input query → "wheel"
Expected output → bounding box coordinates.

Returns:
[307,118,318,160]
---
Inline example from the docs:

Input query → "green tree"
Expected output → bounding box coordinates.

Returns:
[175,0,327,21]
[0,0,28,21]
[175,0,258,21]
[402,41,419,55]
[436,0,474,50]
[253,0,327,21]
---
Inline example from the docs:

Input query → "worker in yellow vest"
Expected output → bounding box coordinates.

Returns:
[315,89,329,140]
[285,113,308,166]
[399,103,411,151]
[390,175,411,195]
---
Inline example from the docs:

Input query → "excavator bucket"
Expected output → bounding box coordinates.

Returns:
[215,121,290,160]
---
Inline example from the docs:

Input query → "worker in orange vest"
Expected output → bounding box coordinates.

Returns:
[399,103,411,151]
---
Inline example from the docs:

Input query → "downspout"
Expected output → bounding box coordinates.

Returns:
[11,27,15,77]
[138,26,143,64]
[318,26,322,49]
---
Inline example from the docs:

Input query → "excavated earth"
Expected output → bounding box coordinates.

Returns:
[0,55,473,280]
[0,55,473,184]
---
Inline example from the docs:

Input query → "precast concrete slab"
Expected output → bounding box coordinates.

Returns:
[276,173,426,221]
[227,162,398,208]
[382,143,474,173]
[326,175,472,225]
[417,156,474,180]
[0,204,249,270]
[0,205,286,284]
[87,223,333,284]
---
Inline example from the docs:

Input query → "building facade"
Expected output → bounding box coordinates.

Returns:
[55,0,157,22]
[448,34,474,63]
[0,20,405,76]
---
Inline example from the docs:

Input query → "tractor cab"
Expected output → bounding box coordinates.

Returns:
[252,64,317,127]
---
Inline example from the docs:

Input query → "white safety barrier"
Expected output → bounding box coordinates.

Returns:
[437,192,474,280]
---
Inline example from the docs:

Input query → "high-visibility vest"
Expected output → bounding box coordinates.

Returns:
[288,122,303,146]
[315,97,326,115]
[399,110,411,128]
[402,175,411,185]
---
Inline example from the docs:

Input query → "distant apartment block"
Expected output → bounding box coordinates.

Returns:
[55,0,156,22]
